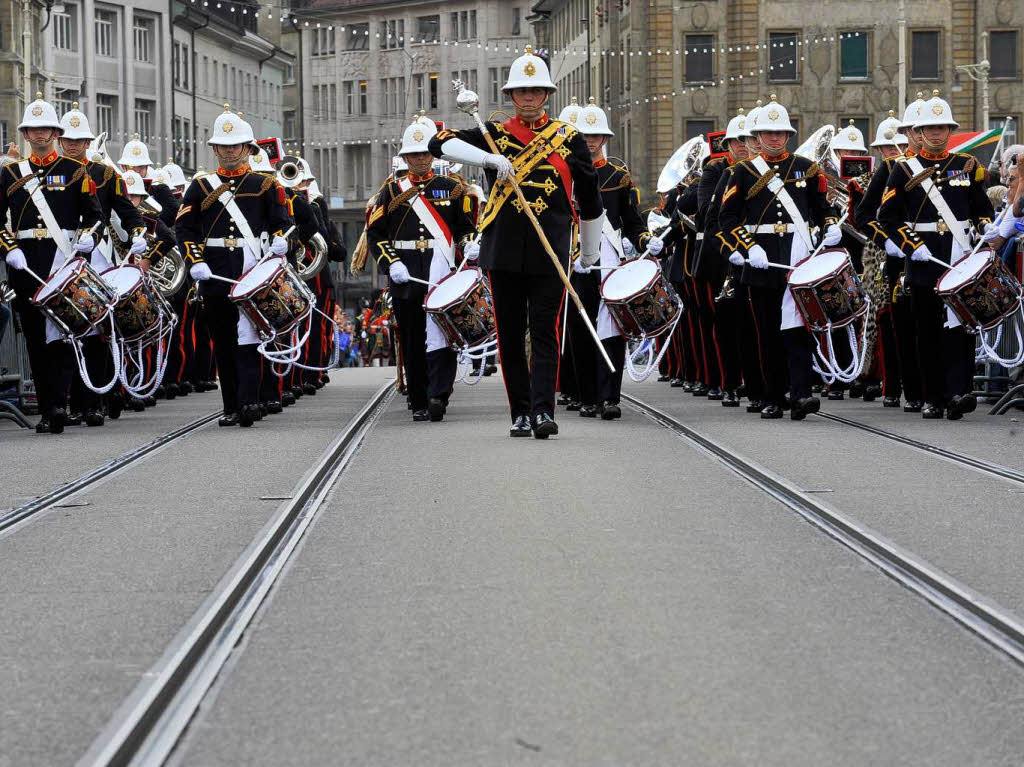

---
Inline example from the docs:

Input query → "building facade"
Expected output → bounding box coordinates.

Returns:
[532,0,1023,199]
[283,0,531,298]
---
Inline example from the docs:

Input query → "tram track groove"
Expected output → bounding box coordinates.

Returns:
[813,410,1024,486]
[0,410,222,540]
[623,392,1024,669]
[77,381,395,767]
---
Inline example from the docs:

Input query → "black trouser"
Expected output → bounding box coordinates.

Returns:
[783,327,814,400]
[597,336,626,404]
[427,348,457,402]
[677,279,700,382]
[712,288,742,392]
[876,304,902,398]
[694,279,720,388]
[893,291,922,402]
[12,296,73,417]
[392,292,429,410]
[747,285,788,406]
[302,275,326,384]
[71,335,112,413]
[567,270,601,406]
[488,269,565,419]
[910,284,973,407]
[191,299,215,384]
[738,289,766,402]
[165,288,189,386]
[201,295,246,414]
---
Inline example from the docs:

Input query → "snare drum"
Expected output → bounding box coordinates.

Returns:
[229,257,314,338]
[31,257,116,339]
[788,249,867,332]
[600,258,681,339]
[103,265,173,342]
[423,267,495,350]
[936,249,1023,331]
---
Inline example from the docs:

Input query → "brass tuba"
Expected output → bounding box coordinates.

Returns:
[148,244,187,296]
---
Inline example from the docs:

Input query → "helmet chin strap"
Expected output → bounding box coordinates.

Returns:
[512,91,550,118]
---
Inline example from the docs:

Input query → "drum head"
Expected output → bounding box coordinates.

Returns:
[103,265,144,297]
[34,258,83,302]
[602,258,659,302]
[937,251,991,292]
[232,257,285,299]
[425,268,481,310]
[790,251,848,286]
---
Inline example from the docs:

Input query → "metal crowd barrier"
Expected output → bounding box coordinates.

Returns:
[0,310,33,427]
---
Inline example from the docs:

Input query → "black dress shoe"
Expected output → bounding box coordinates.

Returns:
[510,415,532,437]
[239,405,257,427]
[267,400,283,414]
[302,382,317,396]
[681,380,696,391]
[154,386,167,400]
[66,411,83,426]
[921,404,944,419]
[84,409,105,427]
[484,364,497,376]
[760,404,784,419]
[557,394,570,406]
[165,383,178,400]
[314,378,325,389]
[412,409,430,422]
[811,383,823,393]
[428,398,446,422]
[600,402,622,420]
[746,399,765,413]
[722,390,740,407]
[35,418,51,434]
[849,381,864,398]
[203,380,218,392]
[281,391,296,407]
[49,408,68,434]
[882,396,901,408]
[565,398,582,412]
[321,374,330,385]
[826,390,845,401]
[707,387,724,401]
[178,381,193,396]
[292,385,304,399]
[657,375,670,383]
[863,383,882,402]
[668,378,683,388]
[256,403,266,420]
[143,396,156,408]
[107,394,123,420]
[219,412,240,427]
[578,404,598,418]
[691,383,710,396]
[532,412,559,439]
[790,396,821,421]
[904,400,923,413]
[949,393,977,417]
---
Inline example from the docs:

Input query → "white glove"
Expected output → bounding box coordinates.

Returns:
[747,244,770,270]
[463,240,480,262]
[647,236,664,256]
[573,258,590,274]
[73,233,95,253]
[482,154,514,181]
[998,212,1022,239]
[129,236,148,256]
[389,261,410,284]
[728,252,745,267]
[621,237,635,257]
[822,224,842,247]
[5,248,27,271]
[910,243,932,263]
[884,239,903,258]
[190,262,212,281]
[269,235,288,256]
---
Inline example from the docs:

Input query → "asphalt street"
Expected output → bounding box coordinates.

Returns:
[175,374,1024,767]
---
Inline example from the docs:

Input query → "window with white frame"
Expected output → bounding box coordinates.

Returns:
[135,99,154,141]
[173,41,190,88]
[380,19,404,49]
[133,16,153,63]
[312,27,335,57]
[95,9,116,57]
[53,4,76,51]
[53,88,77,115]
[96,94,117,136]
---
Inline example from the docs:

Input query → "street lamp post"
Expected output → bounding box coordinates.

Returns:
[22,0,33,107]
[956,59,990,131]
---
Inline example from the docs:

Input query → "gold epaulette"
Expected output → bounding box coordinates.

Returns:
[388,183,420,214]
[258,174,276,194]
[747,168,775,199]
[69,164,89,187]
[201,181,230,212]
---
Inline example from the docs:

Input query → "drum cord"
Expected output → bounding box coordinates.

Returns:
[810,301,871,385]
[119,317,175,399]
[71,315,122,395]
[456,338,499,386]
[258,306,341,375]
[624,310,683,383]
[975,299,1024,367]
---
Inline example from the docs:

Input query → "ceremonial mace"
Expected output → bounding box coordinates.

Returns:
[451,80,615,373]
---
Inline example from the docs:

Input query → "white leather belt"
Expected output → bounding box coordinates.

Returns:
[205,237,245,249]
[906,219,969,234]
[695,232,705,241]
[392,238,435,251]
[16,228,77,240]
[747,223,797,235]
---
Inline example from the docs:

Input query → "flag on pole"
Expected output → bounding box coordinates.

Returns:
[949,127,1003,162]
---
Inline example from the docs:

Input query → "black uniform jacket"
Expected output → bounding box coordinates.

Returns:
[668,179,699,283]
[429,112,601,276]
[595,157,648,251]
[174,166,290,297]
[145,179,180,227]
[87,161,145,243]
[717,151,832,289]
[0,150,103,298]
[692,156,730,283]
[365,170,476,300]
[855,154,904,287]
[877,149,993,288]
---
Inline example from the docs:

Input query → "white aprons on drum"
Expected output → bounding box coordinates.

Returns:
[237,242,262,345]
[425,245,453,353]
[943,238,965,329]
[596,223,627,340]
[43,255,77,343]
[780,233,811,331]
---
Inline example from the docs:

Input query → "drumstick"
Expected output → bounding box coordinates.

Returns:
[745,260,796,272]
[919,252,967,276]
[205,274,240,285]
[405,276,438,288]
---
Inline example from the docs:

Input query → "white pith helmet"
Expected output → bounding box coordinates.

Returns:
[577,98,613,136]
[398,114,437,155]
[162,162,187,188]
[118,134,153,167]
[724,109,749,141]
[558,96,582,127]
[914,89,959,130]
[18,93,62,132]
[832,119,867,152]
[901,92,927,129]
[59,102,94,140]
[249,149,273,172]
[503,45,556,92]
[208,105,255,146]
[871,111,906,148]
[122,170,146,196]
[751,94,796,134]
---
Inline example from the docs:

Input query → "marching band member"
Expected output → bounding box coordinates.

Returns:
[117,134,178,226]
[1,94,102,433]
[855,110,920,411]
[575,98,653,420]
[555,98,583,412]
[175,106,290,427]
[878,91,993,420]
[671,155,704,393]
[429,47,604,438]
[718,95,835,421]
[367,115,476,422]
[695,109,752,408]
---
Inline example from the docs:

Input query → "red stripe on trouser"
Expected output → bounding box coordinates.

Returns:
[486,270,515,413]
[707,282,725,389]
